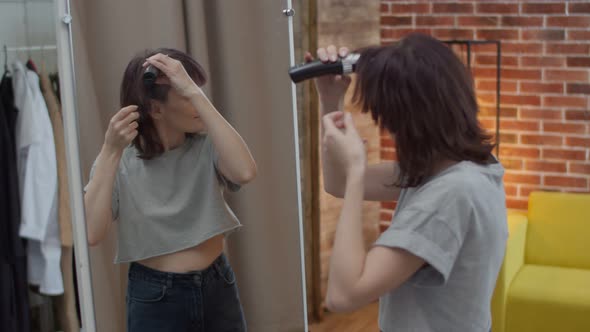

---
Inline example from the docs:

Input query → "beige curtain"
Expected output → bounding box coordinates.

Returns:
[72,1,305,331]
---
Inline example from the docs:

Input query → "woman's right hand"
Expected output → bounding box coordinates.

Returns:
[104,105,139,153]
[305,45,352,109]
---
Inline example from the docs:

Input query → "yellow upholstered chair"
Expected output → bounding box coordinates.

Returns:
[491,191,590,332]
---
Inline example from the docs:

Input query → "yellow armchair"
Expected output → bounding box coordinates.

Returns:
[492,192,590,332]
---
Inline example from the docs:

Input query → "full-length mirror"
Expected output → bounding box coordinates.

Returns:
[3,0,309,332]
[71,0,307,331]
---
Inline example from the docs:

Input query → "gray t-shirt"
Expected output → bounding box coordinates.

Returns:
[86,134,242,263]
[375,160,507,332]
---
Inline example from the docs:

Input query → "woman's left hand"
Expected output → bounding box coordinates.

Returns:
[143,53,201,98]
[323,111,367,175]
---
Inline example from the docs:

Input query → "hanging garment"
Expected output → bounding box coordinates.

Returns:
[40,70,80,331]
[0,71,31,332]
[40,70,73,247]
[12,61,63,295]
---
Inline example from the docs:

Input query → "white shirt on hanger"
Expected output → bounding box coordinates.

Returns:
[12,60,63,295]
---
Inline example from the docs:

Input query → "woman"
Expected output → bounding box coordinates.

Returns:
[84,48,256,331]
[311,34,507,332]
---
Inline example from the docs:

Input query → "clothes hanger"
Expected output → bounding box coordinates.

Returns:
[3,45,9,77]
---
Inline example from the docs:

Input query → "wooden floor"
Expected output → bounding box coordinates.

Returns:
[308,302,379,332]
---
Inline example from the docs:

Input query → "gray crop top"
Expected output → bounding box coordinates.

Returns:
[85,134,242,263]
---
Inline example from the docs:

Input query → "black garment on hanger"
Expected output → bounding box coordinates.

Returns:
[0,72,31,332]
[49,73,60,103]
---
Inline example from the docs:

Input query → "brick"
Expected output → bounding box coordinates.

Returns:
[479,118,497,130]
[500,119,540,132]
[477,3,519,14]
[520,82,564,94]
[476,80,517,93]
[543,96,587,108]
[565,110,590,121]
[543,122,586,134]
[567,84,590,94]
[545,69,588,81]
[503,42,543,54]
[505,184,518,196]
[567,30,590,41]
[522,29,565,41]
[522,3,565,14]
[545,176,588,189]
[520,186,544,197]
[475,55,517,66]
[391,3,430,14]
[504,172,542,185]
[519,109,563,120]
[546,43,590,55]
[472,67,498,79]
[479,106,517,118]
[542,148,586,160]
[501,16,543,27]
[381,201,397,210]
[565,136,590,148]
[506,199,529,210]
[502,159,524,170]
[521,56,565,67]
[380,137,395,148]
[525,160,567,173]
[380,150,397,160]
[547,16,590,28]
[433,2,473,14]
[433,28,474,40]
[500,146,541,159]
[458,16,499,27]
[500,133,518,144]
[567,57,590,67]
[569,2,590,14]
[381,16,412,26]
[521,134,563,146]
[477,92,497,105]
[502,94,541,107]
[477,29,519,40]
[416,16,454,26]
[502,69,542,80]
[570,163,590,174]
[379,222,391,233]
[380,212,393,222]
[380,3,389,13]
[381,28,431,40]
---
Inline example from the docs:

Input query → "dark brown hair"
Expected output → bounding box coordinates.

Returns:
[353,33,494,187]
[120,48,207,159]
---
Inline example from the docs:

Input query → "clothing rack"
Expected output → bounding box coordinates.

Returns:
[5,45,57,52]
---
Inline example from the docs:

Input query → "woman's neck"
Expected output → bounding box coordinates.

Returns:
[155,124,186,151]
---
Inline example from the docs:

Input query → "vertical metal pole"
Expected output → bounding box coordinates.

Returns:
[54,0,96,331]
[496,41,501,158]
[285,1,309,330]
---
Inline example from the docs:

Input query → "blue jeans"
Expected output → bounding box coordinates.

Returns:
[126,254,246,332]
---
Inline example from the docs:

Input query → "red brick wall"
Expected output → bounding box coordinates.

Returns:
[379,1,590,227]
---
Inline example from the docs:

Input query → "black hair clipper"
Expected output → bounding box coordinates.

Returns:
[288,53,360,83]
[143,65,159,85]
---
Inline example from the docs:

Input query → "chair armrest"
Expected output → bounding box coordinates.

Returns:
[491,213,528,332]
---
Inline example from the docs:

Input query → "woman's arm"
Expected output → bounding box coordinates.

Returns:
[322,112,424,313]
[144,54,257,185]
[84,105,138,246]
[312,46,401,201]
[188,92,257,185]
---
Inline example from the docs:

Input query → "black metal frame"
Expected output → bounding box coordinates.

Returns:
[442,40,502,158]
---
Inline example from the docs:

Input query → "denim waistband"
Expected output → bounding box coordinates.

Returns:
[128,253,227,287]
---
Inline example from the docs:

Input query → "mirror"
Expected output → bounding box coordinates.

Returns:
[70,0,307,331]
